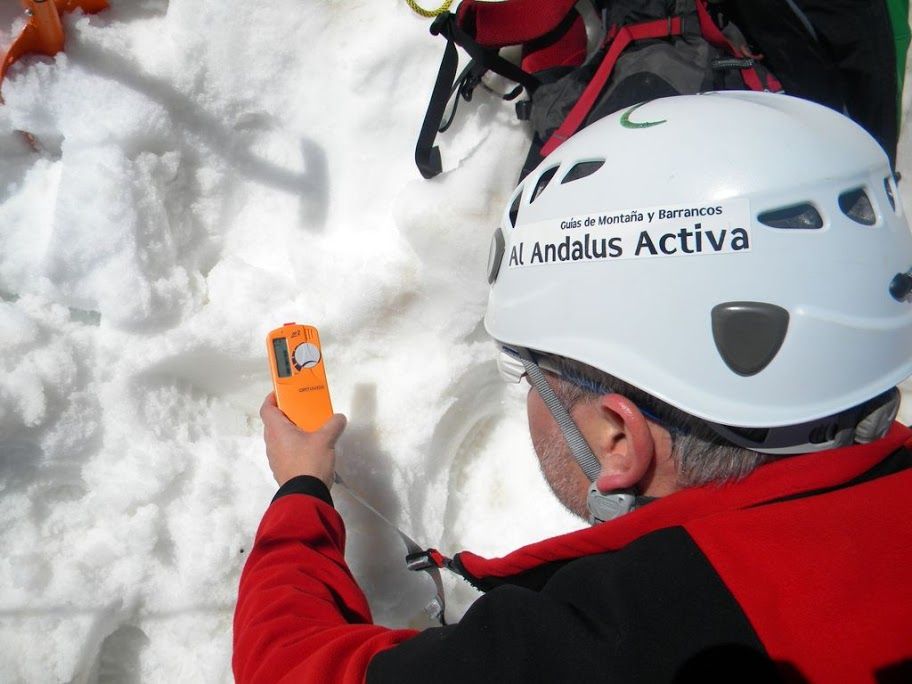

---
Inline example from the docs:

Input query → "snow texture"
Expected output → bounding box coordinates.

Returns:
[0,2,909,682]
[0,2,584,681]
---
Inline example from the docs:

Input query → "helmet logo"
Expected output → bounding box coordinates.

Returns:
[620,102,666,129]
[505,199,752,270]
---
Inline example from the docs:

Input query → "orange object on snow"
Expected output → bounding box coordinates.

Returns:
[0,0,108,97]
[266,323,335,432]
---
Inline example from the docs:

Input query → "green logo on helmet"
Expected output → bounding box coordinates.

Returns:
[620,102,666,129]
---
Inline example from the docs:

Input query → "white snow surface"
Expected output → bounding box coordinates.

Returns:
[0,2,584,681]
[0,2,910,682]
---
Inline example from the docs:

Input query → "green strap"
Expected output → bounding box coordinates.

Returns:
[886,0,910,126]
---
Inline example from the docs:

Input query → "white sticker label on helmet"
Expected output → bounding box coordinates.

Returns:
[506,199,751,268]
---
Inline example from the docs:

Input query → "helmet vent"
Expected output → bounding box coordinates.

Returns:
[838,188,876,226]
[884,177,896,211]
[561,160,605,184]
[508,191,522,228]
[757,203,822,230]
[530,167,559,203]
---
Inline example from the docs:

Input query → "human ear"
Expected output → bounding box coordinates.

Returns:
[592,393,656,493]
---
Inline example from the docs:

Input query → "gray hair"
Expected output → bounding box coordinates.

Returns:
[547,355,774,488]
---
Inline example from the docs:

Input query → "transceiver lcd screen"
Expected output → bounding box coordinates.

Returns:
[272,337,292,378]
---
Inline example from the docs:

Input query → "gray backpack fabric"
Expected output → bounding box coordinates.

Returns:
[415,0,779,181]
[525,0,773,177]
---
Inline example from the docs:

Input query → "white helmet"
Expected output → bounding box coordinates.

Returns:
[485,92,912,437]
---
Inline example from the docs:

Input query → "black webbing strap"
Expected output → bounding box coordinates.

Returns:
[444,16,540,93]
[415,32,458,178]
[415,12,541,179]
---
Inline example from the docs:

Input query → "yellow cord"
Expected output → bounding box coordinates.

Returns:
[405,0,454,18]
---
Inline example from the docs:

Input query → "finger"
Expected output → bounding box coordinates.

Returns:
[260,392,277,421]
[261,397,295,430]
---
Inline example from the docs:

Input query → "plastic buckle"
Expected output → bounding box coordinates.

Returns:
[711,57,755,71]
[515,99,532,121]
[430,12,454,37]
[459,72,482,102]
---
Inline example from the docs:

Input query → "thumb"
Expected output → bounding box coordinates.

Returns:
[317,413,347,447]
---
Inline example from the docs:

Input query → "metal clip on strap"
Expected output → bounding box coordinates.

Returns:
[406,548,448,572]
[335,474,448,625]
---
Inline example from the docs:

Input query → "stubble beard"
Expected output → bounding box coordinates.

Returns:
[532,430,589,520]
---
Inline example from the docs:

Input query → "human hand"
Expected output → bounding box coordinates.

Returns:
[260,392,347,488]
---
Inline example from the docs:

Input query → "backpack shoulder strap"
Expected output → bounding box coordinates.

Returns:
[416,0,583,179]
[539,0,783,157]
[540,16,685,157]
[692,0,782,93]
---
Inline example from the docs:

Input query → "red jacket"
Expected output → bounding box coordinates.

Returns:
[234,423,912,683]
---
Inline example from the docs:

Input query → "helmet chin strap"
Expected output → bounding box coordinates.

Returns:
[517,347,638,524]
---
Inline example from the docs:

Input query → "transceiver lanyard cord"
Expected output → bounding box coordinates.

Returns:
[333,473,448,625]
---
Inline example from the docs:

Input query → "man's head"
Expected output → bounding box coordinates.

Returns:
[524,354,774,518]
[484,92,912,521]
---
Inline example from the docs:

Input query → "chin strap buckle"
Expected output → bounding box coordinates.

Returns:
[587,484,637,524]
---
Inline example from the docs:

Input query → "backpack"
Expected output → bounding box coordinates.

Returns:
[719,0,907,170]
[415,0,782,181]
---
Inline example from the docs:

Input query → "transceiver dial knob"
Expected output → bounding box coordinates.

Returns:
[293,343,321,370]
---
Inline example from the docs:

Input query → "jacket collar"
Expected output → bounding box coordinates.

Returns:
[453,423,912,588]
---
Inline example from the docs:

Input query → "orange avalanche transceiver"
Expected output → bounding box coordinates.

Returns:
[266,323,334,431]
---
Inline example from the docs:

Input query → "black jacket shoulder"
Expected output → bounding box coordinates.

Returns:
[368,526,775,683]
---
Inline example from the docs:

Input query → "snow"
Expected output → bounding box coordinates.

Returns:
[0,2,909,682]
[0,2,584,681]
